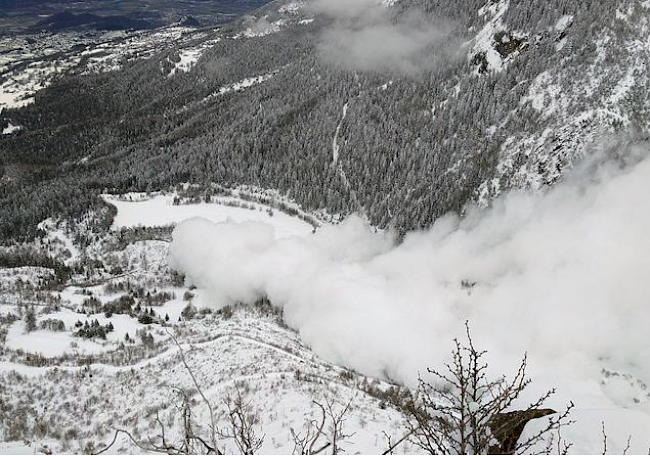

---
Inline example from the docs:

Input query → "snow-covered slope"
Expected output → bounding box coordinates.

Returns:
[0,189,413,453]
[0,305,410,454]
[473,0,650,203]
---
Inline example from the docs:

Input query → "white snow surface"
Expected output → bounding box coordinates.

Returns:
[5,303,185,357]
[36,219,80,265]
[238,18,285,38]
[0,86,35,111]
[214,73,276,97]
[102,193,313,238]
[0,307,412,454]
[278,1,306,15]
[1,122,21,135]
[471,0,511,73]
[332,102,348,165]
[555,15,574,31]
[169,48,203,75]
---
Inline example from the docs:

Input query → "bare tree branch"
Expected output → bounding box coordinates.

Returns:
[166,328,221,454]
[404,321,574,455]
[220,386,265,454]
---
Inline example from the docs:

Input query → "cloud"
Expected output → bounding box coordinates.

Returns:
[170,141,650,450]
[308,0,454,73]
[242,15,280,37]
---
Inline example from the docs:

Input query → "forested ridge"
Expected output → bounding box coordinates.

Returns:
[1,0,648,241]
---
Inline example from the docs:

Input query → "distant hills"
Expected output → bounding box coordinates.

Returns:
[32,11,157,32]
[0,0,274,34]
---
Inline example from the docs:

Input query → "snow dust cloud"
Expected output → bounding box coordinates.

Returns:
[170,141,650,448]
[309,0,455,74]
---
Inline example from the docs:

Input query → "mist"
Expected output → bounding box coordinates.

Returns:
[170,142,650,447]
[309,0,454,74]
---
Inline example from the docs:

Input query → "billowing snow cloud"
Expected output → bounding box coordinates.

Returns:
[170,141,650,451]
[309,0,454,73]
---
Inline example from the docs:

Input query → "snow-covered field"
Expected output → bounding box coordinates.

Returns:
[0,294,410,454]
[102,193,314,238]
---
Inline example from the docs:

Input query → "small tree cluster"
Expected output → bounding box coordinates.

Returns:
[136,328,155,348]
[39,318,66,332]
[137,307,157,325]
[102,294,135,317]
[73,319,114,340]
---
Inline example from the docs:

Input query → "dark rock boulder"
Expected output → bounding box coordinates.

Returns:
[488,408,556,454]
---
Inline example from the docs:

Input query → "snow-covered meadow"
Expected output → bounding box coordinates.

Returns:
[103,192,314,238]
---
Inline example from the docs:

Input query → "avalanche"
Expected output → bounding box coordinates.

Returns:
[171,143,650,453]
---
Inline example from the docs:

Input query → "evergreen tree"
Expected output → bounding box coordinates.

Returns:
[24,307,37,333]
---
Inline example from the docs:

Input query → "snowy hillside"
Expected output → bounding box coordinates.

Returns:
[0,306,410,454]
[0,191,411,454]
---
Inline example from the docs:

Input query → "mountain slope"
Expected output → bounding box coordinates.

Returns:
[2,0,649,242]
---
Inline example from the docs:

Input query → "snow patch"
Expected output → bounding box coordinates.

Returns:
[522,70,563,117]
[37,219,80,265]
[169,48,203,75]
[168,38,221,76]
[332,102,348,165]
[470,0,511,73]
[237,18,285,39]
[278,1,306,15]
[214,73,276,97]
[555,15,574,32]
[2,122,21,135]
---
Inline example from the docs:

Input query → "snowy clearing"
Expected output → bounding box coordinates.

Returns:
[102,193,313,238]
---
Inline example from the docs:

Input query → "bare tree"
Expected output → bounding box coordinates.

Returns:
[404,321,574,454]
[96,330,224,455]
[95,396,219,455]
[220,387,265,455]
[290,397,355,455]
[93,323,590,456]
[166,329,220,452]
[322,397,355,454]
[600,422,633,456]
[382,429,417,455]
[290,401,328,455]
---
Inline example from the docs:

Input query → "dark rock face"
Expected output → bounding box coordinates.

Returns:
[494,31,527,58]
[488,408,556,454]
[179,15,201,27]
